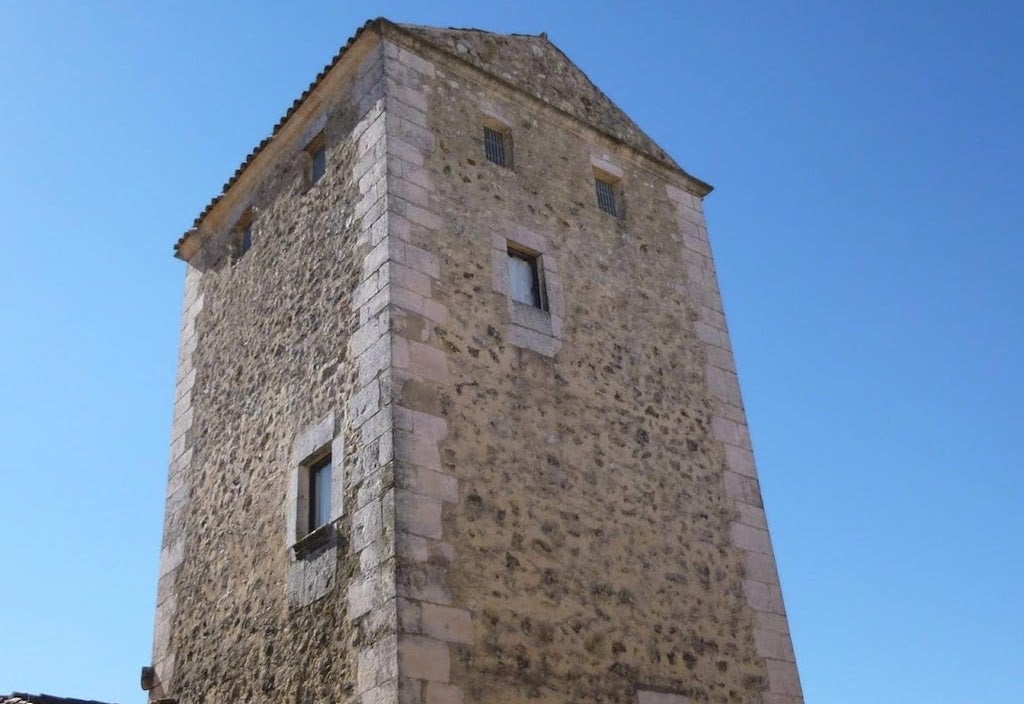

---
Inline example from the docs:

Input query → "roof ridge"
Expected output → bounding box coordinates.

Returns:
[395,22,542,38]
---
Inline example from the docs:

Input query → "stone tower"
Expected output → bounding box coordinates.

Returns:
[152,18,804,704]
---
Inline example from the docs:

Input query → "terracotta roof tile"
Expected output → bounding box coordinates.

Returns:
[2,693,117,704]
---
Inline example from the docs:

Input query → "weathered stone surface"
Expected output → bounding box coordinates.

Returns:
[153,38,387,704]
[154,18,802,704]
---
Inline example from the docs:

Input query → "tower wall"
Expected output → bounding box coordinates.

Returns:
[379,31,802,704]
[151,34,394,703]
[153,20,802,704]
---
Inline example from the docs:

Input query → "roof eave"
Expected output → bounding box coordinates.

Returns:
[174,17,390,260]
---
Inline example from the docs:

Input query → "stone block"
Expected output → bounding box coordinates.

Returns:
[396,46,436,77]
[393,261,433,296]
[361,681,399,704]
[350,378,382,428]
[388,136,426,166]
[352,500,383,552]
[724,471,763,507]
[406,341,449,382]
[754,627,796,662]
[637,691,690,704]
[402,466,458,503]
[736,502,768,530]
[724,443,757,478]
[743,579,784,614]
[731,522,772,555]
[765,659,803,697]
[357,635,399,692]
[159,539,184,577]
[424,682,464,704]
[421,603,472,643]
[396,489,444,540]
[393,241,441,279]
[745,551,780,586]
[507,324,561,357]
[398,635,450,682]
[757,610,792,635]
[397,563,452,605]
[395,430,442,470]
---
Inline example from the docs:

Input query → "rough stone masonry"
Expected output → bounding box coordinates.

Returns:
[152,18,804,704]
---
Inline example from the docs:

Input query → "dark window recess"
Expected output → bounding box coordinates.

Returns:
[507,247,546,310]
[308,455,332,532]
[484,126,510,168]
[238,223,253,257]
[234,212,253,259]
[310,145,326,184]
[595,177,618,216]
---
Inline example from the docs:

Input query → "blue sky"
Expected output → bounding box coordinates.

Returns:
[0,1,1021,702]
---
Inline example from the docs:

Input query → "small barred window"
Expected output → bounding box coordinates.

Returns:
[484,125,511,168]
[595,176,618,216]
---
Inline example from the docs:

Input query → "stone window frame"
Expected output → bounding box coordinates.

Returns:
[232,208,254,262]
[287,410,346,558]
[591,153,625,218]
[304,130,327,187]
[491,226,565,357]
[506,244,547,311]
[298,112,329,192]
[285,410,346,608]
[482,110,514,170]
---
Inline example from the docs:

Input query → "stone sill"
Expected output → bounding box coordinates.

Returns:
[291,523,340,560]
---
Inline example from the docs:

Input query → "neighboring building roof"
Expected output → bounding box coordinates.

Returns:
[2,694,116,704]
[176,17,709,256]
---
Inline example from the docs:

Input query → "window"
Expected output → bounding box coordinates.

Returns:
[308,454,332,533]
[306,133,326,186]
[234,210,254,260]
[484,125,511,168]
[595,175,618,216]
[239,223,253,255]
[507,246,546,310]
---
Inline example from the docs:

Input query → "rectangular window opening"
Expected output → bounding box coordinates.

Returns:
[307,454,332,534]
[484,125,511,168]
[235,210,254,259]
[595,176,618,216]
[507,246,546,310]
[307,133,326,186]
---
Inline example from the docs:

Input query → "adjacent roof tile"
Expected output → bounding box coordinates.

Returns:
[2,693,117,704]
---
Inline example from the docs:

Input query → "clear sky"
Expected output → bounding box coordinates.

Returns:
[0,1,1021,702]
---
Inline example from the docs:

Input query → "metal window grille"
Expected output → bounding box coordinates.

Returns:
[595,177,618,216]
[484,126,508,167]
[308,455,332,532]
[507,247,546,310]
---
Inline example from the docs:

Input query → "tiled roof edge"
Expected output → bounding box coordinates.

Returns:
[4,693,118,704]
[174,17,713,258]
[174,16,388,257]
